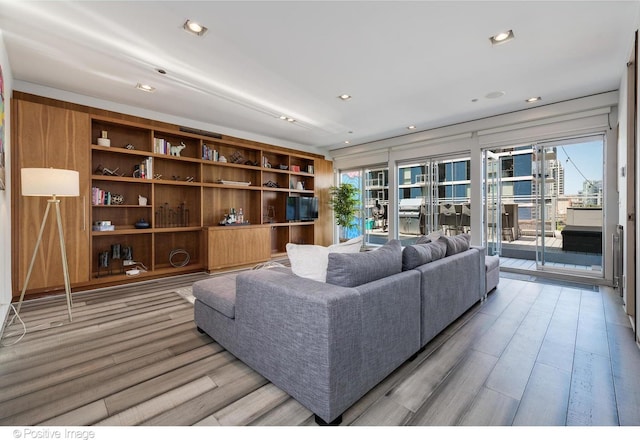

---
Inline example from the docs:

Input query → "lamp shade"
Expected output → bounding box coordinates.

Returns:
[21,168,80,197]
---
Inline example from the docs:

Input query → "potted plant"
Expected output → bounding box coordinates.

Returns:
[328,183,360,241]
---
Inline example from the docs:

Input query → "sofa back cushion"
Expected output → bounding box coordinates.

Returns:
[438,233,471,256]
[326,239,402,287]
[286,236,363,282]
[402,240,447,271]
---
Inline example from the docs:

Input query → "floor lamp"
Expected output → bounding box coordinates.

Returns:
[15,168,80,322]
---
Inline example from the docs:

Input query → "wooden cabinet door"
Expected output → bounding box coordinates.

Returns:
[206,226,270,270]
[13,99,91,294]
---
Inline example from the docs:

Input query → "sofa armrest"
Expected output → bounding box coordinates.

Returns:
[233,269,363,423]
[471,245,487,295]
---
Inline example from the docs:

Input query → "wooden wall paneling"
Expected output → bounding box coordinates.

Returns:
[313,158,335,246]
[13,98,91,296]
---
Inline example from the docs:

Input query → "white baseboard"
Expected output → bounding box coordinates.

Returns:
[0,303,9,340]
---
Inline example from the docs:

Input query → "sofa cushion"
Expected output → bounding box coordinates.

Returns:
[439,233,471,256]
[326,239,402,287]
[402,240,447,271]
[286,236,363,282]
[192,274,239,319]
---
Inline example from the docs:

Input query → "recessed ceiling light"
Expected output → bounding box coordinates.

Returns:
[344,140,350,144]
[156,68,167,75]
[471,98,479,102]
[136,83,156,93]
[279,115,296,123]
[407,125,416,130]
[338,94,352,101]
[485,91,506,99]
[489,30,514,45]
[183,19,208,36]
[526,96,542,103]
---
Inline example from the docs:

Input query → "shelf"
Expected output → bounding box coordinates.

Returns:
[92,204,152,208]
[153,179,201,186]
[92,145,153,157]
[154,226,203,233]
[92,228,153,236]
[92,175,153,183]
[204,183,262,190]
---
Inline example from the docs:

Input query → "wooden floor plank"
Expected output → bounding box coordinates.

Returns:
[567,349,618,425]
[512,362,571,425]
[96,376,218,426]
[458,387,519,426]
[212,383,290,426]
[249,398,312,426]
[142,366,268,426]
[103,349,231,415]
[0,344,219,425]
[409,350,499,425]
[0,321,197,390]
[484,307,553,400]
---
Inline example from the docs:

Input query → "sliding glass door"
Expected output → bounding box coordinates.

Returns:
[533,136,604,273]
[483,135,605,276]
[398,155,471,245]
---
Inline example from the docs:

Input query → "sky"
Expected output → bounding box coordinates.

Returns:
[555,140,603,195]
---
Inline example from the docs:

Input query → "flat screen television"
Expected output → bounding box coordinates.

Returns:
[286,196,318,221]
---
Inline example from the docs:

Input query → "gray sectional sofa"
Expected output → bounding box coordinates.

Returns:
[193,234,485,425]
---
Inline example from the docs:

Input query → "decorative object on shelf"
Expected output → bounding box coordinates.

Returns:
[138,195,147,206]
[111,193,124,205]
[91,187,124,206]
[169,142,186,157]
[124,143,135,150]
[97,250,110,277]
[307,165,314,174]
[155,202,189,227]
[122,246,133,261]
[92,220,115,231]
[278,164,288,170]
[135,218,150,229]
[290,165,301,172]
[229,150,245,164]
[110,243,124,274]
[329,182,360,241]
[202,144,219,161]
[296,181,304,190]
[264,205,276,223]
[219,207,250,225]
[263,156,271,168]
[245,160,259,166]
[15,168,79,321]
[97,130,110,147]
[218,155,227,163]
[94,164,123,176]
[217,179,251,186]
[263,180,279,188]
[169,249,191,267]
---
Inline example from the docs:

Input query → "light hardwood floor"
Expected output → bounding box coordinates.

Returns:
[1,271,639,426]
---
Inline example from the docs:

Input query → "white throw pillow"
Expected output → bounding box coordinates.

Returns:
[328,235,363,253]
[286,236,363,282]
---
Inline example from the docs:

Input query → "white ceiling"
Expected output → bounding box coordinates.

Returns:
[1,1,638,154]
